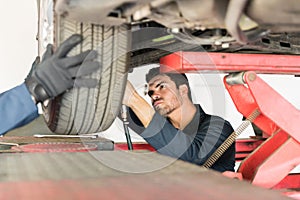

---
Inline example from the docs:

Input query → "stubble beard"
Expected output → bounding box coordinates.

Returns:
[155,104,177,117]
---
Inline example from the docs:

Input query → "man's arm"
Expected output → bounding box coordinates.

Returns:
[0,34,101,135]
[25,34,100,103]
[122,81,155,127]
[0,84,39,135]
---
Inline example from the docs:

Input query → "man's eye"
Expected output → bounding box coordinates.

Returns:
[159,84,166,89]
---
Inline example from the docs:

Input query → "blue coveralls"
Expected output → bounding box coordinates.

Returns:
[0,83,39,135]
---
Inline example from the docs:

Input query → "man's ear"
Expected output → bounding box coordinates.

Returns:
[179,84,189,97]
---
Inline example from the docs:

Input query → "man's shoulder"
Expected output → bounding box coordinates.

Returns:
[203,114,232,127]
[196,106,233,136]
[198,115,233,140]
[195,104,232,126]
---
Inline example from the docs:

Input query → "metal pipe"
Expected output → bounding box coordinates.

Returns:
[225,0,249,44]
[225,0,268,44]
[225,72,246,85]
[121,105,133,150]
[34,134,98,139]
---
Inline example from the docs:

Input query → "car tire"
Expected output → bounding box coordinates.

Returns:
[42,17,130,134]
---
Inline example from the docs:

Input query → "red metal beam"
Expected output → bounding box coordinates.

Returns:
[235,138,265,161]
[273,173,300,190]
[114,143,155,151]
[224,72,300,142]
[115,139,265,161]
[224,72,300,189]
[160,51,300,75]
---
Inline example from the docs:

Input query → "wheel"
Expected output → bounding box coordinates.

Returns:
[42,15,130,134]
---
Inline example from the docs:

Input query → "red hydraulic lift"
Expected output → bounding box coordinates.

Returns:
[160,51,300,199]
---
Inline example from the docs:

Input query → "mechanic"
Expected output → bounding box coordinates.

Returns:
[123,67,235,172]
[0,34,100,135]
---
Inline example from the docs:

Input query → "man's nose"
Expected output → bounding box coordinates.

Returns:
[151,92,160,100]
[148,89,159,99]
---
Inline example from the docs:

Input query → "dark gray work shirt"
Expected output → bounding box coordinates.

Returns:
[140,105,235,172]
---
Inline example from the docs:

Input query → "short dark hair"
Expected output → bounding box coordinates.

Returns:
[145,67,192,100]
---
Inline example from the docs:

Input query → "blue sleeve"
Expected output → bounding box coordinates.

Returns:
[141,112,195,159]
[141,112,235,171]
[0,83,39,135]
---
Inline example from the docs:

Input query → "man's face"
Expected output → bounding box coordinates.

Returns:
[147,75,183,117]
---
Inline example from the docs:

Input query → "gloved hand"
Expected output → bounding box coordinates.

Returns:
[25,56,40,81]
[25,34,101,103]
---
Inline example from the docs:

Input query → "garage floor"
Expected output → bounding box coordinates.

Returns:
[0,150,290,200]
[0,116,296,199]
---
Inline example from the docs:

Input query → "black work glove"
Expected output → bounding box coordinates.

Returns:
[25,56,40,81]
[25,34,101,103]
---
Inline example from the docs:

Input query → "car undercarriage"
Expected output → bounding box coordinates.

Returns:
[37,0,300,134]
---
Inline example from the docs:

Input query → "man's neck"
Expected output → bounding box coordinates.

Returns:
[168,101,197,130]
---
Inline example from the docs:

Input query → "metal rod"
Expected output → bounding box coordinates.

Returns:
[121,105,133,150]
[34,134,98,139]
[0,142,19,146]
[225,72,246,85]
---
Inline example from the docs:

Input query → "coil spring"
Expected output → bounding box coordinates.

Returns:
[203,109,260,168]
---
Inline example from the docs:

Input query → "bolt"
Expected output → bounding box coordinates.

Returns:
[222,43,230,48]
[171,28,180,33]
[215,41,222,46]
[248,73,256,81]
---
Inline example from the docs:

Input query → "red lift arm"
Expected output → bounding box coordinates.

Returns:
[160,51,300,199]
[160,51,300,75]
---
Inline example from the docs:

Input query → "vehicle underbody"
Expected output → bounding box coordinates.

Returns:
[55,0,300,55]
[37,0,300,134]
